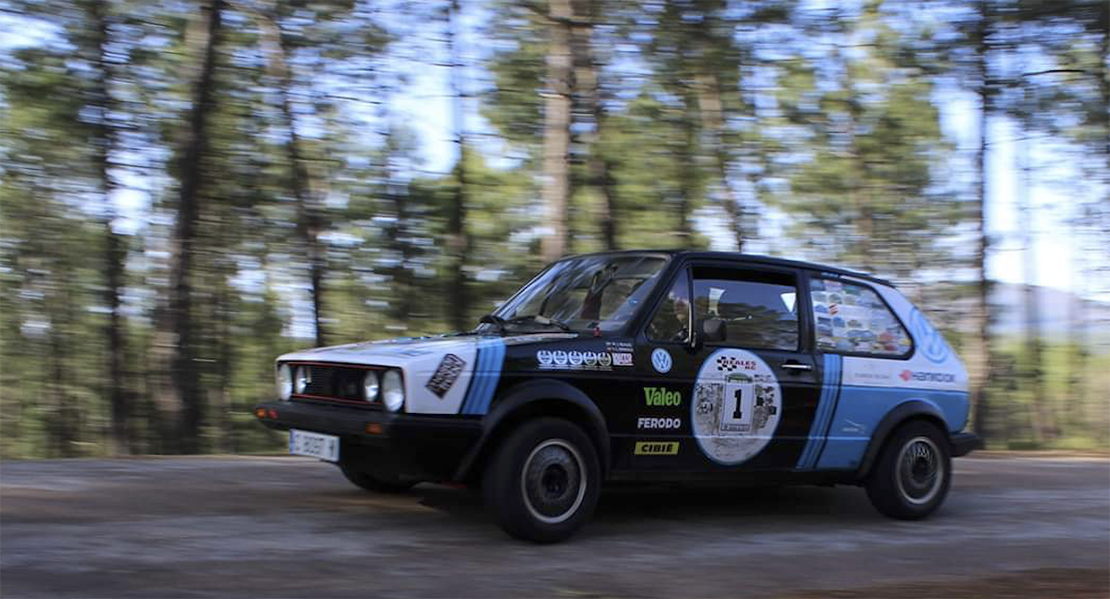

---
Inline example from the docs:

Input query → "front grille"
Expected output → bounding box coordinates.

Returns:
[291,363,379,407]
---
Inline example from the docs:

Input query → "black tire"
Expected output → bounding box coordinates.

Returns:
[338,462,416,494]
[865,420,952,520]
[482,417,601,543]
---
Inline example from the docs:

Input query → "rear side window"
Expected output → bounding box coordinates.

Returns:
[810,277,911,357]
[692,267,799,351]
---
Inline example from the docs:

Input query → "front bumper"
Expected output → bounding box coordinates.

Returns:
[255,399,482,482]
[950,431,982,458]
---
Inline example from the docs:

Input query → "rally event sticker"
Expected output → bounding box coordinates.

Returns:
[691,348,781,465]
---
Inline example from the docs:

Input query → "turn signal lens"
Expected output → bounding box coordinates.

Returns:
[254,407,266,418]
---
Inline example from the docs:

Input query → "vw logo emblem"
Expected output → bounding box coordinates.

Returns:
[909,308,949,364]
[651,348,673,374]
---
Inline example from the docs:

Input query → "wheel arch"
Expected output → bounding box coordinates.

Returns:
[857,399,949,480]
[453,378,611,482]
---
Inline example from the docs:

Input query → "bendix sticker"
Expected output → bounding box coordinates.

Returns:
[691,348,781,465]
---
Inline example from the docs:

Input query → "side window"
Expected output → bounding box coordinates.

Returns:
[692,267,799,351]
[647,269,691,343]
[810,277,911,356]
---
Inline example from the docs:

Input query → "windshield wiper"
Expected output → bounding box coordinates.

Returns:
[507,314,573,333]
[478,313,508,333]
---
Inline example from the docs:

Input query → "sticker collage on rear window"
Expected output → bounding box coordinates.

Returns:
[810,278,911,356]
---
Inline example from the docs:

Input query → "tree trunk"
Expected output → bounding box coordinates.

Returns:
[540,0,573,262]
[257,12,328,347]
[446,0,471,331]
[166,0,223,454]
[46,275,77,457]
[1065,250,1086,443]
[675,89,698,245]
[695,72,742,251]
[969,5,994,444]
[1092,0,1110,446]
[279,56,327,348]
[569,1,617,251]
[86,0,130,455]
[1016,72,1054,445]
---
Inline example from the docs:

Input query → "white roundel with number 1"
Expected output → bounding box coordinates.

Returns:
[691,348,781,465]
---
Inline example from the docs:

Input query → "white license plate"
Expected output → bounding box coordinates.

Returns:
[289,429,340,462]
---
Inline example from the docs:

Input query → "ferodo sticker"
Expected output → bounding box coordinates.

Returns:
[691,349,781,465]
[637,417,681,430]
[634,441,680,455]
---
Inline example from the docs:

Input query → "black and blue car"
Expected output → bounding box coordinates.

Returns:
[255,250,980,542]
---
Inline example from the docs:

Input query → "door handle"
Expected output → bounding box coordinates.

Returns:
[781,361,813,372]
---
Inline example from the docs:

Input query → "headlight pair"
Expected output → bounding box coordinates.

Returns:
[276,364,403,412]
[276,363,313,399]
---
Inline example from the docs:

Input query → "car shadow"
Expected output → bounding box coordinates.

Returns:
[404,481,881,531]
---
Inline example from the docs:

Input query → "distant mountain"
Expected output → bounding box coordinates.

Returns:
[988,283,1110,339]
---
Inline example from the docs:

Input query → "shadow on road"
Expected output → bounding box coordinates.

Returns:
[400,480,879,532]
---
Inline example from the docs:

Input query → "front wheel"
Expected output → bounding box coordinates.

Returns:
[865,420,952,519]
[482,418,601,543]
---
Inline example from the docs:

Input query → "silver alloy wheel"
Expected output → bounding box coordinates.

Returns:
[895,435,944,506]
[520,439,587,525]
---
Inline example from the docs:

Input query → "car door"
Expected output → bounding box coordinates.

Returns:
[629,260,822,473]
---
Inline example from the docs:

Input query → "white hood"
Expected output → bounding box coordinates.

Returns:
[278,333,575,415]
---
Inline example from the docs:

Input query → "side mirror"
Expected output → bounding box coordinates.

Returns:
[702,318,727,343]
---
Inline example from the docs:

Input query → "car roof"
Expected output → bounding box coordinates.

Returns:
[560,249,895,288]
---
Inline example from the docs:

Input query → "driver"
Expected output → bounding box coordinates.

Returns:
[649,282,691,342]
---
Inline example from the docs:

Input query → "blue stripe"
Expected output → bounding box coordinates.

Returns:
[460,341,488,415]
[473,341,505,415]
[811,356,843,466]
[458,342,484,415]
[797,354,840,470]
[467,341,495,415]
[460,338,505,415]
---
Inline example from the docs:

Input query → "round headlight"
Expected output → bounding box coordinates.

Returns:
[294,366,311,394]
[277,364,293,400]
[362,370,380,402]
[382,370,404,412]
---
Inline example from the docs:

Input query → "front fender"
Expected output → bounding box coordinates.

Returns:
[453,378,610,481]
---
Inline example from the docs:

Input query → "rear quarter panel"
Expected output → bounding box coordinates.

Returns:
[813,277,969,471]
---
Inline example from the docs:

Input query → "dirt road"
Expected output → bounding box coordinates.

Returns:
[1,455,1107,598]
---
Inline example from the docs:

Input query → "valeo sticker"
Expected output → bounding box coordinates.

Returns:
[643,387,681,407]
[634,441,680,455]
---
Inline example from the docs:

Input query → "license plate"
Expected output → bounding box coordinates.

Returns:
[289,429,340,462]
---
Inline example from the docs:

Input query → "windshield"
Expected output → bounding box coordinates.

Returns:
[482,254,670,334]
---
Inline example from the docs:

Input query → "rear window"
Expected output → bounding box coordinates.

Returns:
[810,278,911,357]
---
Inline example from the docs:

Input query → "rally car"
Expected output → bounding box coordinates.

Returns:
[255,250,980,542]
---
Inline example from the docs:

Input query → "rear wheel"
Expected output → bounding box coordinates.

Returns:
[338,462,416,494]
[865,420,951,519]
[482,418,600,543]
